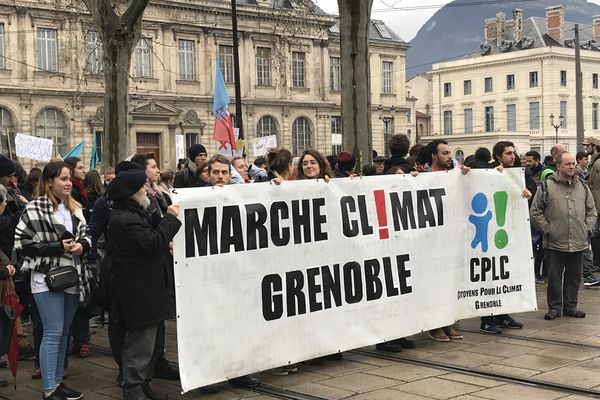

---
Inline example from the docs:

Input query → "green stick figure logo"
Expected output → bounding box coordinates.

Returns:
[469,191,509,252]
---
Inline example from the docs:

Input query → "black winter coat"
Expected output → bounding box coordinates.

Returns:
[107,200,181,328]
[383,155,413,174]
[0,189,24,258]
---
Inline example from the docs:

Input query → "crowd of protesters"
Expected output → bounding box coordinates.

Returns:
[0,132,599,399]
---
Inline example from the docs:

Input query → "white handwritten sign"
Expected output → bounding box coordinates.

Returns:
[175,135,185,161]
[251,135,277,157]
[15,134,53,162]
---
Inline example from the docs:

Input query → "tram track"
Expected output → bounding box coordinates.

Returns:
[459,327,600,349]
[352,348,600,398]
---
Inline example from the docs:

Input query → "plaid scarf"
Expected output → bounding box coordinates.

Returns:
[14,195,92,302]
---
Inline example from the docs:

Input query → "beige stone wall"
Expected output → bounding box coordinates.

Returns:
[0,1,410,170]
[430,46,600,157]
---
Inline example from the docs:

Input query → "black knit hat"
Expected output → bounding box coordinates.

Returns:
[108,169,147,201]
[188,144,207,161]
[336,151,356,171]
[0,155,15,178]
[115,161,144,175]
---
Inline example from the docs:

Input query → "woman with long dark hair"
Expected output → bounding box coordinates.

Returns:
[22,167,42,201]
[84,170,104,210]
[297,149,332,180]
[15,161,92,400]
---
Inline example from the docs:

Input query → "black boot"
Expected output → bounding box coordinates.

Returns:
[142,381,168,400]
[123,385,152,400]
[153,356,179,380]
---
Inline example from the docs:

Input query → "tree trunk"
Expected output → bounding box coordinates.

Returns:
[337,0,373,168]
[82,0,150,168]
[103,36,135,166]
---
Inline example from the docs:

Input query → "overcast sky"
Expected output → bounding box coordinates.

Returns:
[315,0,600,42]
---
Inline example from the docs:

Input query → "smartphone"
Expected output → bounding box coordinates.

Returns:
[60,231,75,241]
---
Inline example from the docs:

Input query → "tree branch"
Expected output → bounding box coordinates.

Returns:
[122,0,151,30]
[82,0,119,30]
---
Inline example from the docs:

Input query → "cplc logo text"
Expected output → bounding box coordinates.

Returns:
[468,191,509,252]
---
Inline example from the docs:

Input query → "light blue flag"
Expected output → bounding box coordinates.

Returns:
[89,138,99,170]
[63,141,85,159]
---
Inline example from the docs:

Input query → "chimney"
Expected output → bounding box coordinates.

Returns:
[594,15,600,42]
[513,8,523,42]
[485,18,497,43]
[546,5,564,44]
[496,12,506,46]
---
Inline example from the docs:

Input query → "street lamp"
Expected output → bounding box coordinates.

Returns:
[379,105,396,156]
[378,104,396,124]
[549,113,564,144]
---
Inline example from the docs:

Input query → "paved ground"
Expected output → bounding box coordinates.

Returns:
[3,283,600,400]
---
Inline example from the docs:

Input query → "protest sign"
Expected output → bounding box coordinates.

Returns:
[175,135,185,161]
[251,135,277,157]
[172,168,536,392]
[218,128,243,157]
[15,133,53,162]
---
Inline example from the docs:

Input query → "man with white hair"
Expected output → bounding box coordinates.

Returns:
[107,169,182,400]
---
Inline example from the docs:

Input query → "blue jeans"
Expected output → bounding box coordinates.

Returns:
[33,291,79,392]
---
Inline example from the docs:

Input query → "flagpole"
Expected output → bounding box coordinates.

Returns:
[231,0,244,145]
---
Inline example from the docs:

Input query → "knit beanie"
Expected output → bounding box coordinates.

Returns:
[108,169,147,201]
[0,155,15,178]
[188,144,207,161]
[336,151,356,171]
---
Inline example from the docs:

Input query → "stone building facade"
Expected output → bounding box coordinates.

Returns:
[425,5,600,161]
[0,0,411,170]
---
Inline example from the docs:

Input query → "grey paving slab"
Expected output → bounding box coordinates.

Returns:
[496,354,575,372]
[390,376,484,399]
[545,322,600,337]
[287,381,355,399]
[318,372,399,393]
[300,359,376,377]
[533,366,600,389]
[474,383,566,400]
[462,341,539,358]
[429,350,503,367]
[348,388,433,399]
[534,345,600,361]
[495,336,552,349]
[437,372,505,388]
[256,370,329,388]
[363,363,444,382]
[343,352,396,367]
[475,363,542,378]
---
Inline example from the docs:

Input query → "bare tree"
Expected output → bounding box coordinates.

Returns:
[82,0,150,167]
[337,0,373,167]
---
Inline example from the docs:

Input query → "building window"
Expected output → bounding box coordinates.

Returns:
[35,108,67,156]
[444,82,452,97]
[529,71,538,88]
[94,131,102,162]
[529,102,540,130]
[178,39,195,81]
[463,80,471,95]
[484,77,493,92]
[86,31,103,74]
[383,120,393,156]
[443,110,452,135]
[292,117,311,155]
[0,107,15,157]
[594,73,599,89]
[560,101,567,128]
[291,52,305,88]
[331,116,342,155]
[593,103,599,130]
[506,104,516,131]
[463,108,473,134]
[256,115,277,138]
[455,149,465,164]
[218,45,234,83]
[37,28,58,72]
[256,47,271,86]
[485,106,494,132]
[330,57,341,91]
[135,38,153,78]
[506,74,515,90]
[183,133,197,150]
[382,61,393,94]
[560,70,567,86]
[0,25,5,70]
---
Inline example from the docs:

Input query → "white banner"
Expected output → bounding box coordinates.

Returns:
[15,133,53,162]
[172,169,537,392]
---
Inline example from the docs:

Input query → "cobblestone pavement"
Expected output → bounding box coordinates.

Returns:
[3,283,600,400]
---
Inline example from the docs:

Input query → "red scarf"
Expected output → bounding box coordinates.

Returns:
[72,178,88,202]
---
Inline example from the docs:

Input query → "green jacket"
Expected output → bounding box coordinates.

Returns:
[587,153,600,212]
[530,173,597,252]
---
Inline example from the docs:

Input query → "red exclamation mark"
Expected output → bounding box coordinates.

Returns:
[374,190,389,240]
